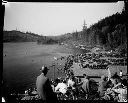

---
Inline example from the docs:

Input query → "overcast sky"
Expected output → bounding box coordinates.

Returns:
[4,1,124,36]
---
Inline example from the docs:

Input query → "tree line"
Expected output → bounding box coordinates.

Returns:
[3,30,40,42]
[62,7,127,53]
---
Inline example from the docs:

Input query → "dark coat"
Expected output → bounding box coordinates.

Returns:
[36,74,57,102]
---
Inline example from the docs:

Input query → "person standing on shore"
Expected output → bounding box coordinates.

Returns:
[36,66,57,102]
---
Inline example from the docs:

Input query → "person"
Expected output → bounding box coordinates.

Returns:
[67,76,75,89]
[98,75,109,97]
[25,90,28,96]
[36,66,57,102]
[110,75,123,90]
[111,86,127,102]
[122,78,127,86]
[55,79,68,95]
[50,79,55,92]
[107,67,111,81]
[2,97,6,102]
[119,70,123,77]
[79,74,90,98]
[105,75,127,102]
[113,72,119,78]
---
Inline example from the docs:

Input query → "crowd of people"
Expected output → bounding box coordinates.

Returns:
[7,51,127,102]
[34,65,99,101]
[32,65,127,102]
[21,51,127,102]
[64,52,127,71]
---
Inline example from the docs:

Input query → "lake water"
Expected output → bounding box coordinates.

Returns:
[3,42,83,93]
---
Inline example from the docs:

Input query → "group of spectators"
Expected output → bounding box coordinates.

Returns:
[99,72,127,102]
[64,52,127,71]
[35,65,97,101]
[35,64,127,102]
[21,52,127,102]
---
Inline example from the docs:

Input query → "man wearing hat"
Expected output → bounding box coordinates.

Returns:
[36,66,57,102]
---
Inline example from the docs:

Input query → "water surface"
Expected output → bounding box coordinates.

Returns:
[3,42,74,93]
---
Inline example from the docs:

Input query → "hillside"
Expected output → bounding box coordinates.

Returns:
[3,30,60,44]
[60,7,127,53]
[3,30,41,42]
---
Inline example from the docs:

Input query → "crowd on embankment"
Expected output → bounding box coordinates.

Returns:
[2,51,127,102]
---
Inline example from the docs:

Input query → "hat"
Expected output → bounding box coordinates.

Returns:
[40,65,49,72]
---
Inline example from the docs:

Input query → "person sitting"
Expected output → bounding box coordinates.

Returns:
[50,80,55,92]
[55,79,68,95]
[112,86,127,102]
[98,75,109,97]
[122,78,127,87]
[67,76,75,89]
[110,74,123,89]
[113,72,119,79]
[107,75,127,102]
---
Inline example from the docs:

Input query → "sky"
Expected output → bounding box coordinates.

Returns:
[4,1,124,36]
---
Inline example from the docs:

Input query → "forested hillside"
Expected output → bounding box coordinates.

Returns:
[88,11,126,49]
[61,7,127,53]
[3,30,59,44]
[3,30,41,42]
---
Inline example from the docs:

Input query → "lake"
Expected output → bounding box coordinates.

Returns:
[3,42,78,93]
